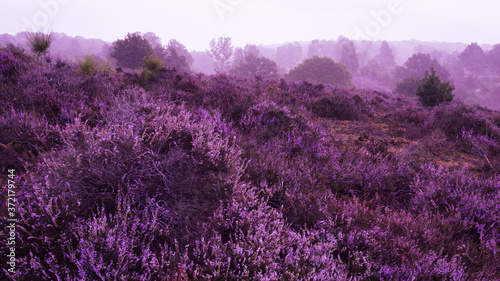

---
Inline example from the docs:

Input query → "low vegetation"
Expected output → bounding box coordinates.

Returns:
[1,44,500,280]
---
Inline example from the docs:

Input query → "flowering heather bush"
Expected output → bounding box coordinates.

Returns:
[311,96,364,121]
[240,102,304,142]
[0,46,30,83]
[433,102,500,141]
[1,50,500,280]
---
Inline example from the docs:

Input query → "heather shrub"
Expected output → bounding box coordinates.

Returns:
[7,94,247,279]
[14,70,69,125]
[263,83,296,106]
[172,72,200,93]
[392,105,433,126]
[311,96,363,121]
[3,47,500,279]
[410,164,500,278]
[201,74,254,123]
[241,102,303,142]
[0,109,60,176]
[190,184,350,280]
[12,195,172,280]
[288,80,325,97]
[433,102,500,141]
[0,45,31,89]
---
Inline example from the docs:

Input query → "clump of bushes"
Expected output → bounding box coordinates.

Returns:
[311,95,366,121]
[76,55,99,76]
[433,102,500,141]
[286,56,353,87]
[241,102,303,142]
[76,55,113,76]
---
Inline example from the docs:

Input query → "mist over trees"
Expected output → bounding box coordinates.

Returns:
[207,37,234,73]
[230,54,279,79]
[339,39,359,74]
[274,42,303,72]
[487,44,500,75]
[394,53,451,82]
[459,42,485,78]
[286,56,352,87]
[2,30,498,110]
[232,44,260,68]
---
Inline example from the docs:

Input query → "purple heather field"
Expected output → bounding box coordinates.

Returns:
[1,2,500,279]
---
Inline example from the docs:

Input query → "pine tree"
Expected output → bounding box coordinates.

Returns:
[416,68,454,107]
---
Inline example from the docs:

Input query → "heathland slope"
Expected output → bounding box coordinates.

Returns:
[1,46,500,280]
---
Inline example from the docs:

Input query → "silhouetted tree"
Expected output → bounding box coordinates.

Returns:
[458,42,485,77]
[275,42,303,72]
[444,53,465,84]
[376,41,396,69]
[395,53,450,82]
[230,55,278,79]
[111,33,154,69]
[286,56,352,87]
[233,44,260,68]
[359,41,395,87]
[142,32,166,58]
[339,40,359,73]
[208,37,233,73]
[164,39,193,71]
[308,39,323,58]
[360,58,391,85]
[416,68,454,107]
[486,44,500,75]
[307,39,335,59]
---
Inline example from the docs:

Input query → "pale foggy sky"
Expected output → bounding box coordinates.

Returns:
[1,0,499,51]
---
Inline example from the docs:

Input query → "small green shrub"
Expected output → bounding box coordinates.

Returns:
[416,68,454,107]
[141,55,164,85]
[77,55,99,76]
